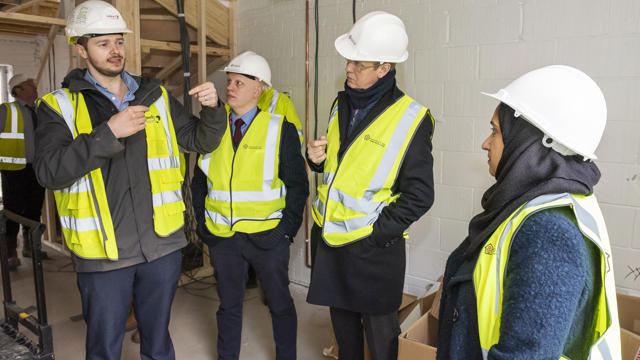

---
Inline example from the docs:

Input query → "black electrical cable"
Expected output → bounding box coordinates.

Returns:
[313,0,319,141]
[175,0,191,114]
[352,0,356,23]
[313,0,320,187]
[51,42,56,89]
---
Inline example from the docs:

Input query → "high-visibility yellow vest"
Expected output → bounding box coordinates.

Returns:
[312,95,432,246]
[0,102,26,170]
[473,193,621,360]
[39,87,185,260]
[198,107,286,237]
[258,88,303,144]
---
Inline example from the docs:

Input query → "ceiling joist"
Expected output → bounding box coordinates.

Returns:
[0,10,64,26]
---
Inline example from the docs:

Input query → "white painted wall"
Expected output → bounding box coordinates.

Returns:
[0,34,70,98]
[235,0,640,296]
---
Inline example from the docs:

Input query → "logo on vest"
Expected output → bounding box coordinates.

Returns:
[484,243,495,255]
[363,134,386,148]
[242,144,263,150]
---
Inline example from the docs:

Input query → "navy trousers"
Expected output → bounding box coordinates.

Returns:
[209,233,297,360]
[76,250,182,360]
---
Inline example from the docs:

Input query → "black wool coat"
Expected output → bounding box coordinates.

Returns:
[306,85,435,315]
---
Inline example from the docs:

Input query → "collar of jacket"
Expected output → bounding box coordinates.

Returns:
[335,85,404,147]
[62,68,162,107]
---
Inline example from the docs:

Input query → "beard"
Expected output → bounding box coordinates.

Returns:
[86,53,126,77]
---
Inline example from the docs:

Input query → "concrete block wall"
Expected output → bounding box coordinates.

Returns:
[237,0,640,295]
[0,34,71,98]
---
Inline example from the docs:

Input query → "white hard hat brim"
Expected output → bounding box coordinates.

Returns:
[223,68,272,88]
[334,33,408,63]
[481,90,598,160]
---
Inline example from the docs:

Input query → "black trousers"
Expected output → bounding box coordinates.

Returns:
[0,164,45,256]
[209,233,297,360]
[330,307,400,360]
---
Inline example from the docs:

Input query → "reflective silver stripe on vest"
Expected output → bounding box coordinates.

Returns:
[314,196,325,216]
[321,101,422,233]
[148,156,181,171]
[55,176,91,195]
[59,216,102,232]
[233,209,283,223]
[323,172,335,185]
[595,336,613,360]
[328,105,338,127]
[205,209,232,226]
[263,113,281,187]
[0,156,26,164]
[204,209,284,226]
[323,212,378,234]
[208,186,286,202]
[328,188,387,214]
[52,90,75,135]
[0,133,24,139]
[9,103,18,133]
[268,90,279,113]
[153,94,178,166]
[152,189,183,208]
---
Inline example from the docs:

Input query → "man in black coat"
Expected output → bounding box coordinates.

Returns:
[306,10,435,360]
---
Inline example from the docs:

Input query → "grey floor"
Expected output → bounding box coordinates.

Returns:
[2,245,334,360]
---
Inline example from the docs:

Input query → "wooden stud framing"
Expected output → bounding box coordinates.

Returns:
[35,1,62,84]
[5,0,47,13]
[155,56,182,81]
[140,38,230,56]
[0,11,66,26]
[114,0,141,75]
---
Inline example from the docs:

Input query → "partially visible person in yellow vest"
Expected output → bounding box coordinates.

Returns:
[191,50,308,359]
[258,87,303,144]
[33,1,225,359]
[0,74,47,270]
[306,11,435,360]
[437,65,621,360]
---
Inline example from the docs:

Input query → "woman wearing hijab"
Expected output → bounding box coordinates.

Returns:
[437,65,621,360]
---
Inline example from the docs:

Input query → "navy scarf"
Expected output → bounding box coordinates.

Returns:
[344,69,396,110]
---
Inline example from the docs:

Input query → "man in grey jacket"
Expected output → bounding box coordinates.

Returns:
[34,1,225,359]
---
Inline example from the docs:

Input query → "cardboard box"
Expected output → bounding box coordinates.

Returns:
[398,291,640,360]
[618,293,640,360]
[398,310,438,359]
[322,293,420,360]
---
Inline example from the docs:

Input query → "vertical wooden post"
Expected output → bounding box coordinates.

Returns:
[228,0,236,57]
[113,0,141,75]
[64,0,79,71]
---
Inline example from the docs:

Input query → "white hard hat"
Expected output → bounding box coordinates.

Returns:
[223,51,272,87]
[335,11,409,63]
[65,0,132,44]
[482,65,607,160]
[9,74,32,91]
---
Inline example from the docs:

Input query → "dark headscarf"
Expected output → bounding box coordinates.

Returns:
[462,103,601,258]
